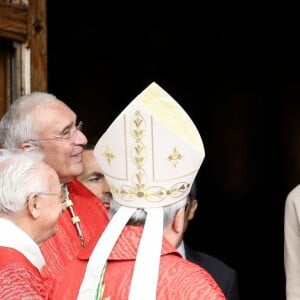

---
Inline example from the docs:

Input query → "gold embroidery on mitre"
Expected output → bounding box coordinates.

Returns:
[133,143,145,167]
[110,110,189,204]
[111,181,190,203]
[167,182,190,196]
[168,148,183,167]
[132,110,145,143]
[102,146,115,164]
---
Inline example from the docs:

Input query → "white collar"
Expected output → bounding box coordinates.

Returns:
[177,241,186,259]
[0,218,45,270]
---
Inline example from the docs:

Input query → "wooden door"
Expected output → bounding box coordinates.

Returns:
[0,0,47,117]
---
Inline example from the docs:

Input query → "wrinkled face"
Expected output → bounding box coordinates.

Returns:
[77,149,112,210]
[36,163,66,243]
[27,100,87,183]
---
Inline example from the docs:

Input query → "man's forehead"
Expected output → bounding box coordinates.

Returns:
[33,101,76,127]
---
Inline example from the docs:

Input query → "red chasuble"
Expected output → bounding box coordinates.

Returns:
[40,179,109,286]
[0,247,51,299]
[52,226,226,300]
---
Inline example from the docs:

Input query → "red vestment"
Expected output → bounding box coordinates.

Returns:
[0,247,51,299]
[40,179,109,285]
[52,225,226,300]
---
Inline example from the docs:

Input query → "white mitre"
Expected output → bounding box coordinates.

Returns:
[78,82,205,300]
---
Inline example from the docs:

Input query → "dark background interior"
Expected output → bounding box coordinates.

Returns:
[46,5,300,299]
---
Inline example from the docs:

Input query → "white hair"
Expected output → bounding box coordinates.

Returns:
[0,92,57,148]
[0,149,48,214]
[109,196,187,227]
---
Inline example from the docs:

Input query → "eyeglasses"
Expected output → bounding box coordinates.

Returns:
[38,190,66,204]
[26,121,83,143]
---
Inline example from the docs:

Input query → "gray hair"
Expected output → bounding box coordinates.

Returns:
[109,196,187,227]
[0,149,48,214]
[0,92,57,148]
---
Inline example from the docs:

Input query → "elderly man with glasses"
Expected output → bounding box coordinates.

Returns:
[0,149,65,299]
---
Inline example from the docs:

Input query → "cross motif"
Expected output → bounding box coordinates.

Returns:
[168,148,183,167]
[103,146,115,164]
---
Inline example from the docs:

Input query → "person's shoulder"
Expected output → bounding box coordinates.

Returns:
[184,243,236,274]
[184,243,239,299]
[198,251,235,272]
[161,253,225,286]
[285,184,300,209]
[286,184,300,200]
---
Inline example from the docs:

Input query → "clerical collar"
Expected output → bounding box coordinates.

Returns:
[0,218,45,270]
[177,241,186,259]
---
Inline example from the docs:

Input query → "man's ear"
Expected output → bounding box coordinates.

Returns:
[187,199,198,221]
[27,193,40,219]
[173,206,185,233]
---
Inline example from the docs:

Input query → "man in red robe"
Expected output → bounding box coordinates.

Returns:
[52,82,226,299]
[39,178,108,279]
[0,149,64,299]
[0,92,109,287]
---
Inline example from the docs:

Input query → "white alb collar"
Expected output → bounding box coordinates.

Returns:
[177,240,186,259]
[0,218,45,270]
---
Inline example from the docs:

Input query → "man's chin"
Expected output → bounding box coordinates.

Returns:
[71,165,84,178]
